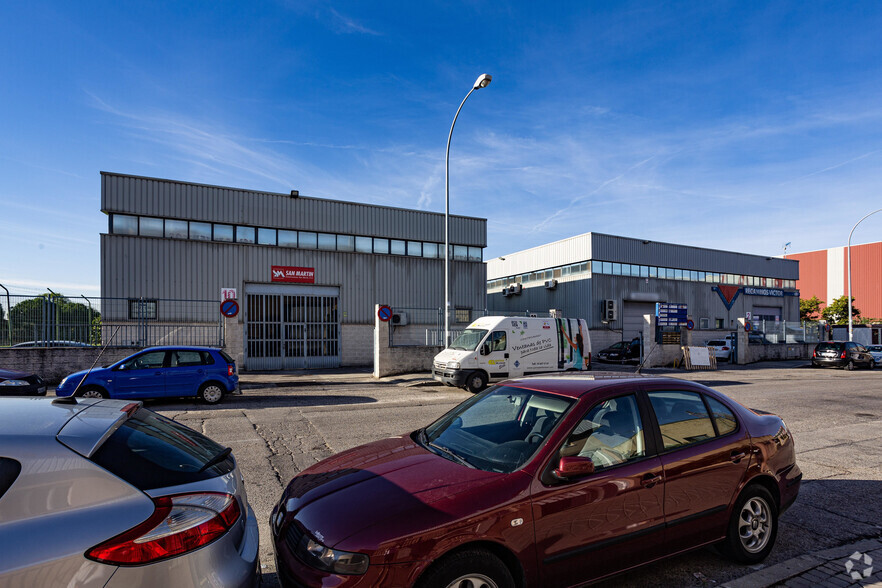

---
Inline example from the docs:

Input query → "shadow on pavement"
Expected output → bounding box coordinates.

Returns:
[144,394,379,410]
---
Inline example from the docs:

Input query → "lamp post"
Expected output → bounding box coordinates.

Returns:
[444,73,492,347]
[847,207,882,341]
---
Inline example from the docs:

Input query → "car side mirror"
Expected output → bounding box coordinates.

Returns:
[480,344,490,356]
[553,456,595,480]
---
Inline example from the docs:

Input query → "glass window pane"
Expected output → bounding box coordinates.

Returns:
[140,217,163,237]
[355,236,373,253]
[407,241,422,256]
[648,391,716,450]
[558,394,645,470]
[165,219,188,239]
[592,260,602,273]
[112,214,138,235]
[337,235,355,252]
[454,245,468,260]
[236,226,255,244]
[612,263,621,275]
[190,221,212,241]
[423,242,439,258]
[640,265,649,278]
[602,261,612,274]
[390,239,406,255]
[213,224,233,242]
[621,264,630,276]
[258,228,277,245]
[317,233,336,250]
[278,230,297,247]
[299,231,318,249]
[649,266,658,278]
[373,238,389,254]
[706,397,738,436]
[468,247,483,262]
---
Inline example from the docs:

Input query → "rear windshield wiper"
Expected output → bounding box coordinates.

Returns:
[198,447,232,473]
[428,442,475,469]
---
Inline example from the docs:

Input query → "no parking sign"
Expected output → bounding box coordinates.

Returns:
[220,299,240,318]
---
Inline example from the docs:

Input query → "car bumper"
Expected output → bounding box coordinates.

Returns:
[812,357,847,367]
[432,368,469,387]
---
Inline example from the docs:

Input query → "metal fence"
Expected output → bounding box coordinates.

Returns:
[0,292,223,348]
[391,307,554,347]
[749,320,821,344]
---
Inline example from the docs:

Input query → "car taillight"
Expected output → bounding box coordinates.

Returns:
[841,351,847,359]
[813,350,817,358]
[722,346,729,351]
[228,364,235,376]
[86,492,240,565]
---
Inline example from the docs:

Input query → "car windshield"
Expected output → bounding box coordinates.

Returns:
[449,329,488,351]
[421,386,574,473]
[608,342,625,350]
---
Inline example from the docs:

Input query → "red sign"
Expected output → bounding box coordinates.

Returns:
[271,266,315,283]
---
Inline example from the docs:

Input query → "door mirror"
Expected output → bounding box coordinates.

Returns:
[553,456,595,479]
[480,343,490,356]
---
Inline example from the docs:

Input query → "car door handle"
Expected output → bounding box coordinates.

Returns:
[730,450,747,463]
[154,371,164,376]
[641,473,662,488]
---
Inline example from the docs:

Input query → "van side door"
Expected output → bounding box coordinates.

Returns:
[482,330,511,379]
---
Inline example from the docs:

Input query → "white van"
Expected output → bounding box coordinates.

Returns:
[432,316,591,392]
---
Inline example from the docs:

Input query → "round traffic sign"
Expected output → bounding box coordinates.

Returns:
[220,299,240,318]
[685,319,695,331]
[744,321,753,332]
[377,305,393,322]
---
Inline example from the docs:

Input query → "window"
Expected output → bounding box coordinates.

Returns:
[715,318,724,329]
[299,231,318,249]
[355,236,373,253]
[390,240,406,255]
[111,214,138,235]
[257,228,277,245]
[119,350,167,370]
[317,233,336,250]
[337,235,355,252]
[128,299,157,320]
[213,224,233,242]
[162,219,187,239]
[700,317,710,329]
[487,330,506,351]
[648,391,716,450]
[455,308,472,323]
[170,350,205,367]
[592,260,602,273]
[190,221,212,241]
[705,396,737,436]
[649,266,658,278]
[235,226,255,244]
[278,230,297,247]
[559,395,645,470]
[373,238,389,254]
[454,245,468,261]
[407,241,422,257]
[423,242,439,258]
[468,247,483,262]
[140,217,164,237]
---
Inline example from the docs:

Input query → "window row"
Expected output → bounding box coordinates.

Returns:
[110,214,483,262]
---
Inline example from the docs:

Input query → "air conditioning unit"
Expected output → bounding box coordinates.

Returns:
[502,287,511,297]
[391,312,408,325]
[602,299,617,322]
[544,279,558,290]
[512,284,523,295]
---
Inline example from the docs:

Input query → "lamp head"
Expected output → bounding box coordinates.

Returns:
[473,74,492,89]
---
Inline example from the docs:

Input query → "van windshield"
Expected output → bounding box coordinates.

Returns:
[450,329,488,351]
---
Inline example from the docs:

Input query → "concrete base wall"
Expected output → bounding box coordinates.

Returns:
[0,348,144,385]
[342,325,374,367]
[373,305,442,377]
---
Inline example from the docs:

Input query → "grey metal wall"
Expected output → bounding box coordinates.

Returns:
[101,172,486,246]
[101,234,486,325]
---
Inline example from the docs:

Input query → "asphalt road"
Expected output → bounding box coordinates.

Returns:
[144,362,882,588]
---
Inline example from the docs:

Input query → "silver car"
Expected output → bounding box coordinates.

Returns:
[0,397,259,587]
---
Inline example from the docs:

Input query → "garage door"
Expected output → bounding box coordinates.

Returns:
[244,284,340,370]
[622,301,656,341]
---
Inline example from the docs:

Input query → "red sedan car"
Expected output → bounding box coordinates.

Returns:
[271,373,801,588]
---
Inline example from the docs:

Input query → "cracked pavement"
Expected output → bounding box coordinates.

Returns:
[145,363,881,587]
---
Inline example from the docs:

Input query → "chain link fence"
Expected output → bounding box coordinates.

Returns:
[0,292,223,348]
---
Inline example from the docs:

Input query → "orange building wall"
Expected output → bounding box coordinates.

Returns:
[793,242,882,320]
[790,250,827,312]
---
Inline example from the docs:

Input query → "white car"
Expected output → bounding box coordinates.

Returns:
[867,345,882,363]
[706,339,733,361]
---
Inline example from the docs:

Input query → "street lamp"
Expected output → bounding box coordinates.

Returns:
[847,207,882,341]
[444,73,492,347]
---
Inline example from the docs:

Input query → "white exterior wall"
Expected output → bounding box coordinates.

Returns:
[827,246,845,301]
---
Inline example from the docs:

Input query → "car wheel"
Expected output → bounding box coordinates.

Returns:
[417,549,515,588]
[76,386,108,399]
[199,382,225,404]
[465,372,488,394]
[721,485,778,564]
[869,359,876,370]
[845,360,855,371]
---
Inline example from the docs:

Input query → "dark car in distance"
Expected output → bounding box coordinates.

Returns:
[812,341,875,370]
[0,367,47,396]
[271,373,801,588]
[596,338,641,363]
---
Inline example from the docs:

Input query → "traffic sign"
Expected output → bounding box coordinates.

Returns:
[220,300,240,318]
[744,321,752,332]
[377,305,393,322]
[685,319,695,331]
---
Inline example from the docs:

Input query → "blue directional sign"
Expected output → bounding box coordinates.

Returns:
[655,303,688,326]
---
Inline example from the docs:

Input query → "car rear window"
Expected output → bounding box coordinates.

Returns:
[816,342,843,351]
[218,350,235,364]
[707,340,727,346]
[91,408,234,490]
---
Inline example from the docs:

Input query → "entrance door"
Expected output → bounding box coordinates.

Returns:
[245,284,340,370]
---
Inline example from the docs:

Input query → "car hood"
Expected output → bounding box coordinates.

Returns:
[280,435,516,550]
[434,348,475,363]
[63,366,111,382]
[0,367,32,379]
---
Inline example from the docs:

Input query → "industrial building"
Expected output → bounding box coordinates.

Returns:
[486,232,800,348]
[100,172,487,370]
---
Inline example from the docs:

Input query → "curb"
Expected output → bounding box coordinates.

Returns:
[722,538,882,588]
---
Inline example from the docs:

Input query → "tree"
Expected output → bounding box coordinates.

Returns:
[799,296,824,321]
[821,296,860,325]
[9,294,100,344]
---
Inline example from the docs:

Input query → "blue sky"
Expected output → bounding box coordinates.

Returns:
[3,1,882,296]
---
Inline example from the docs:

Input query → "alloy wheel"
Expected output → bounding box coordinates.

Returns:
[738,496,771,553]
[444,574,498,588]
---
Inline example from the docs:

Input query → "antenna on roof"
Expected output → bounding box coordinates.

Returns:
[69,326,121,397]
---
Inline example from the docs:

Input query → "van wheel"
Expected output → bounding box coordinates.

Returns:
[465,372,487,394]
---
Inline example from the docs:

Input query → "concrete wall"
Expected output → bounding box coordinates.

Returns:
[0,347,142,385]
[342,324,374,367]
[373,306,441,377]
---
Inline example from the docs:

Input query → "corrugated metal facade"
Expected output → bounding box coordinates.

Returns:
[792,242,882,319]
[487,232,800,332]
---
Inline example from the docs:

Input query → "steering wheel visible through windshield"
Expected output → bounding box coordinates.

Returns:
[420,386,574,473]
[449,329,488,351]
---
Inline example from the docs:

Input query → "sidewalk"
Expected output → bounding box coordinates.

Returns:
[723,538,882,588]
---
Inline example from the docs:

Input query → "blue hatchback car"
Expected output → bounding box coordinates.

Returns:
[55,346,239,404]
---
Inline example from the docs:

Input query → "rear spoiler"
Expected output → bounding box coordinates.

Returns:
[56,399,143,458]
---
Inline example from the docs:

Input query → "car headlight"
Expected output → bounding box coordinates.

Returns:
[297,533,369,575]
[446,361,460,369]
[59,377,69,387]
[0,379,29,386]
